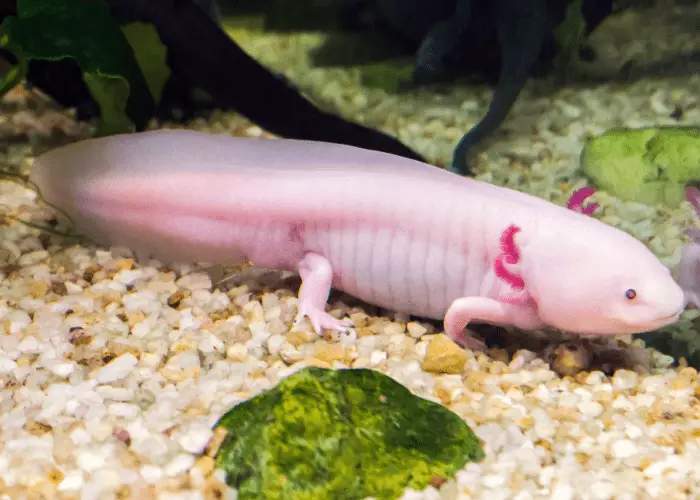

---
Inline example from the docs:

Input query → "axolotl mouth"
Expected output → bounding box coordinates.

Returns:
[624,309,684,334]
[570,309,684,337]
[651,310,684,326]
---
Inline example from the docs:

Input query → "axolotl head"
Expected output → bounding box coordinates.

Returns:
[522,214,685,335]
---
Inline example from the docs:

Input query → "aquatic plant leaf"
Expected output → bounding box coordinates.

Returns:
[214,366,484,500]
[0,0,155,134]
[82,73,133,137]
[638,313,700,370]
[121,22,171,104]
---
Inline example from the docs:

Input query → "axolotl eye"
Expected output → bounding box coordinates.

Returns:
[625,288,637,300]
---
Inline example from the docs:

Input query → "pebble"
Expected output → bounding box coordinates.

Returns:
[577,400,604,418]
[165,453,197,476]
[611,369,638,388]
[141,465,164,484]
[178,423,214,454]
[611,439,639,459]
[0,356,18,374]
[481,474,506,489]
[48,361,76,378]
[421,335,467,374]
[58,470,84,491]
[17,335,40,354]
[550,483,574,500]
[176,273,212,291]
[406,322,428,339]
[94,353,138,383]
[77,450,106,473]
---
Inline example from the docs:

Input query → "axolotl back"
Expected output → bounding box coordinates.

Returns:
[29,129,685,348]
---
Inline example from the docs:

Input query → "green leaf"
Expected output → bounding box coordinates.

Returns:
[1,0,155,134]
[214,367,484,500]
[82,73,133,136]
[0,49,27,97]
[638,310,700,370]
[16,0,51,17]
[121,22,171,104]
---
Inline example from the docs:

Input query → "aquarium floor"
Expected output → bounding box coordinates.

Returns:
[1,1,700,498]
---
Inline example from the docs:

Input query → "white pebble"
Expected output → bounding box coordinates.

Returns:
[17,335,40,354]
[18,250,49,266]
[164,453,196,476]
[95,353,138,383]
[227,343,248,362]
[140,465,164,484]
[178,423,214,454]
[577,400,604,418]
[91,469,122,490]
[551,483,574,500]
[265,334,286,357]
[79,482,103,500]
[107,402,140,419]
[123,291,161,315]
[591,480,616,500]
[198,332,225,353]
[625,425,643,440]
[0,356,18,374]
[369,350,387,365]
[132,435,171,463]
[178,308,202,331]
[166,350,200,371]
[612,370,638,390]
[611,439,638,459]
[64,281,83,294]
[58,470,84,491]
[71,427,92,446]
[113,269,144,286]
[177,273,212,291]
[96,386,133,401]
[585,371,606,385]
[77,450,105,472]
[481,474,506,488]
[49,361,76,378]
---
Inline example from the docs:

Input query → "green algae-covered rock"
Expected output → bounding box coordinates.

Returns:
[581,126,700,207]
[214,367,484,500]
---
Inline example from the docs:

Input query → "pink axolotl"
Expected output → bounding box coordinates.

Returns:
[679,187,700,309]
[29,129,685,350]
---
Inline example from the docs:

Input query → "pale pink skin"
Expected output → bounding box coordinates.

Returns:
[680,243,700,308]
[679,187,700,309]
[30,129,685,349]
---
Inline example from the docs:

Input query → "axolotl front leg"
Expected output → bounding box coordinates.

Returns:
[444,224,544,350]
[444,187,600,350]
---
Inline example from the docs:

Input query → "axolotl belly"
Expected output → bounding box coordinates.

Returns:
[29,129,685,349]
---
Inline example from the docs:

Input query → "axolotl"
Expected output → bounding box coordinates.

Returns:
[29,129,685,349]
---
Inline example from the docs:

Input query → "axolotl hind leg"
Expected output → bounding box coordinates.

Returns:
[293,252,354,335]
[444,224,544,350]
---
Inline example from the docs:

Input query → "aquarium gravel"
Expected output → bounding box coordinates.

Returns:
[1,2,700,498]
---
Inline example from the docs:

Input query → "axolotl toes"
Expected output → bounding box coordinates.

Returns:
[29,129,685,350]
